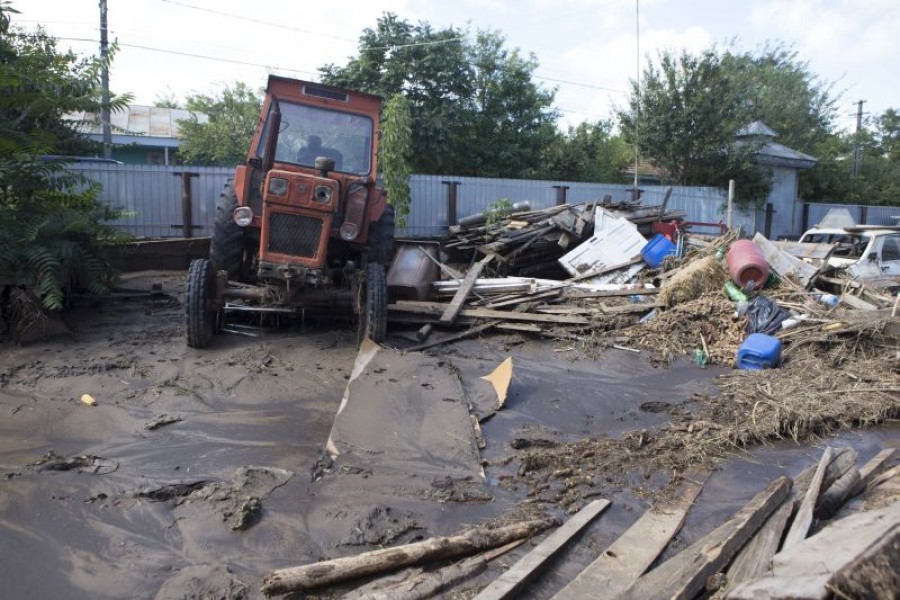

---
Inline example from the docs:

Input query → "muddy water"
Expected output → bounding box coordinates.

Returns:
[1,274,896,599]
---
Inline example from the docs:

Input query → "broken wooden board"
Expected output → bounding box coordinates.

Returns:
[390,302,592,325]
[473,499,612,600]
[614,476,791,600]
[727,501,900,600]
[753,233,821,289]
[440,255,493,324]
[725,447,857,592]
[782,447,834,550]
[773,241,837,262]
[552,472,707,600]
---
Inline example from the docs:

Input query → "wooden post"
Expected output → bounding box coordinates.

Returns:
[764,203,774,239]
[442,181,460,227]
[801,202,810,233]
[727,179,735,228]
[860,205,868,225]
[552,185,569,207]
[173,171,200,238]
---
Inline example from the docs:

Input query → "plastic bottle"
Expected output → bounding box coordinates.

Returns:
[724,281,748,302]
[813,292,840,309]
[734,300,749,317]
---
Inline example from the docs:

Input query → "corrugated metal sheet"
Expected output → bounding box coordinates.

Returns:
[69,164,232,238]
[65,166,892,241]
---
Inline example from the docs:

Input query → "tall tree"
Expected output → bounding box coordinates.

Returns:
[619,45,843,206]
[320,13,558,178]
[177,82,262,166]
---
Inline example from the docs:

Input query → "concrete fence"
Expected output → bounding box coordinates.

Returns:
[70,164,896,240]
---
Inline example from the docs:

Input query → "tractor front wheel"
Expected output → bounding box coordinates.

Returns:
[359,262,387,343]
[186,258,218,348]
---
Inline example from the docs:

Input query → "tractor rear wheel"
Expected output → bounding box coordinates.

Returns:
[359,262,387,343]
[210,181,245,280]
[186,258,217,348]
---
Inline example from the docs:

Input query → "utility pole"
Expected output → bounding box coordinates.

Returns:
[852,99,866,176]
[99,0,112,159]
[632,0,640,199]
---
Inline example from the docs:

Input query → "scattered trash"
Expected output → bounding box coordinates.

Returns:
[737,333,782,370]
[746,296,791,335]
[80,393,97,406]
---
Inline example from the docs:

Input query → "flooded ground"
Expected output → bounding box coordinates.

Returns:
[0,271,896,599]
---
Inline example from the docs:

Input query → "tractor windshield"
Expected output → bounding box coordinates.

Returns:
[262,100,374,176]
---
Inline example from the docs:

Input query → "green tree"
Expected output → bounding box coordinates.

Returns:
[619,45,843,206]
[380,93,412,227]
[542,120,631,183]
[320,13,558,178]
[177,82,262,166]
[0,2,127,311]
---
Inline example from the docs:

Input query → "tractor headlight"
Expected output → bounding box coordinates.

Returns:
[340,222,359,241]
[314,185,333,203]
[268,177,288,196]
[233,206,254,227]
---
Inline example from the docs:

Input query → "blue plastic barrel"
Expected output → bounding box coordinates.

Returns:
[737,333,782,370]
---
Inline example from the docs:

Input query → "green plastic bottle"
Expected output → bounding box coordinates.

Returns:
[724,280,748,302]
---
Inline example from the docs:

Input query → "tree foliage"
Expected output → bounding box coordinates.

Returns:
[543,120,631,183]
[320,13,558,178]
[618,44,844,206]
[177,82,262,166]
[379,93,412,228]
[0,1,126,311]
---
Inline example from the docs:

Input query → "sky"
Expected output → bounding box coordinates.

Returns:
[14,0,900,134]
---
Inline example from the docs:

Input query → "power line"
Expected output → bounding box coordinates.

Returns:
[52,36,323,78]
[535,73,626,94]
[157,0,468,50]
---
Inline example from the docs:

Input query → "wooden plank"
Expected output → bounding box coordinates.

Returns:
[727,502,900,600]
[828,526,900,600]
[614,476,791,600]
[782,446,834,550]
[839,293,879,311]
[390,302,592,325]
[552,473,707,600]
[725,448,857,592]
[440,255,493,324]
[404,321,501,352]
[753,233,820,289]
[473,499,611,600]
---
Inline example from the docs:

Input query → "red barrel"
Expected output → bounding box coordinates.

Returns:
[726,240,769,288]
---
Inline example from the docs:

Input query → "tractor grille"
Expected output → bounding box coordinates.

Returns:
[268,212,324,258]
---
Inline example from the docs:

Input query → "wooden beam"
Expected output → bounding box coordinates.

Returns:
[553,473,707,600]
[473,500,612,600]
[728,502,900,600]
[818,448,897,520]
[725,448,856,592]
[260,518,559,596]
[390,302,592,325]
[614,476,791,600]
[782,447,833,551]
[440,255,493,324]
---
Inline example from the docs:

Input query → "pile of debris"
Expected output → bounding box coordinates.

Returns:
[259,446,898,599]
[387,202,899,370]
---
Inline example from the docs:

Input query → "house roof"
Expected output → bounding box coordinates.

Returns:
[734,120,817,170]
[65,105,207,142]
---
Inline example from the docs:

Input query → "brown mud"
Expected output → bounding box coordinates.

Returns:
[0,271,897,599]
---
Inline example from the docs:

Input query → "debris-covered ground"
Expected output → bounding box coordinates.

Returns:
[1,204,899,599]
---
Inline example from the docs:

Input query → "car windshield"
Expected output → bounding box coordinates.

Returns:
[799,232,868,258]
[260,100,373,176]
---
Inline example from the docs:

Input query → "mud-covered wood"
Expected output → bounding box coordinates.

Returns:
[473,499,611,600]
[614,476,791,600]
[553,474,706,600]
[260,518,558,596]
[783,447,833,550]
[440,255,492,324]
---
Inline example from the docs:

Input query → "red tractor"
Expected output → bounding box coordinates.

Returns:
[185,76,394,348]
